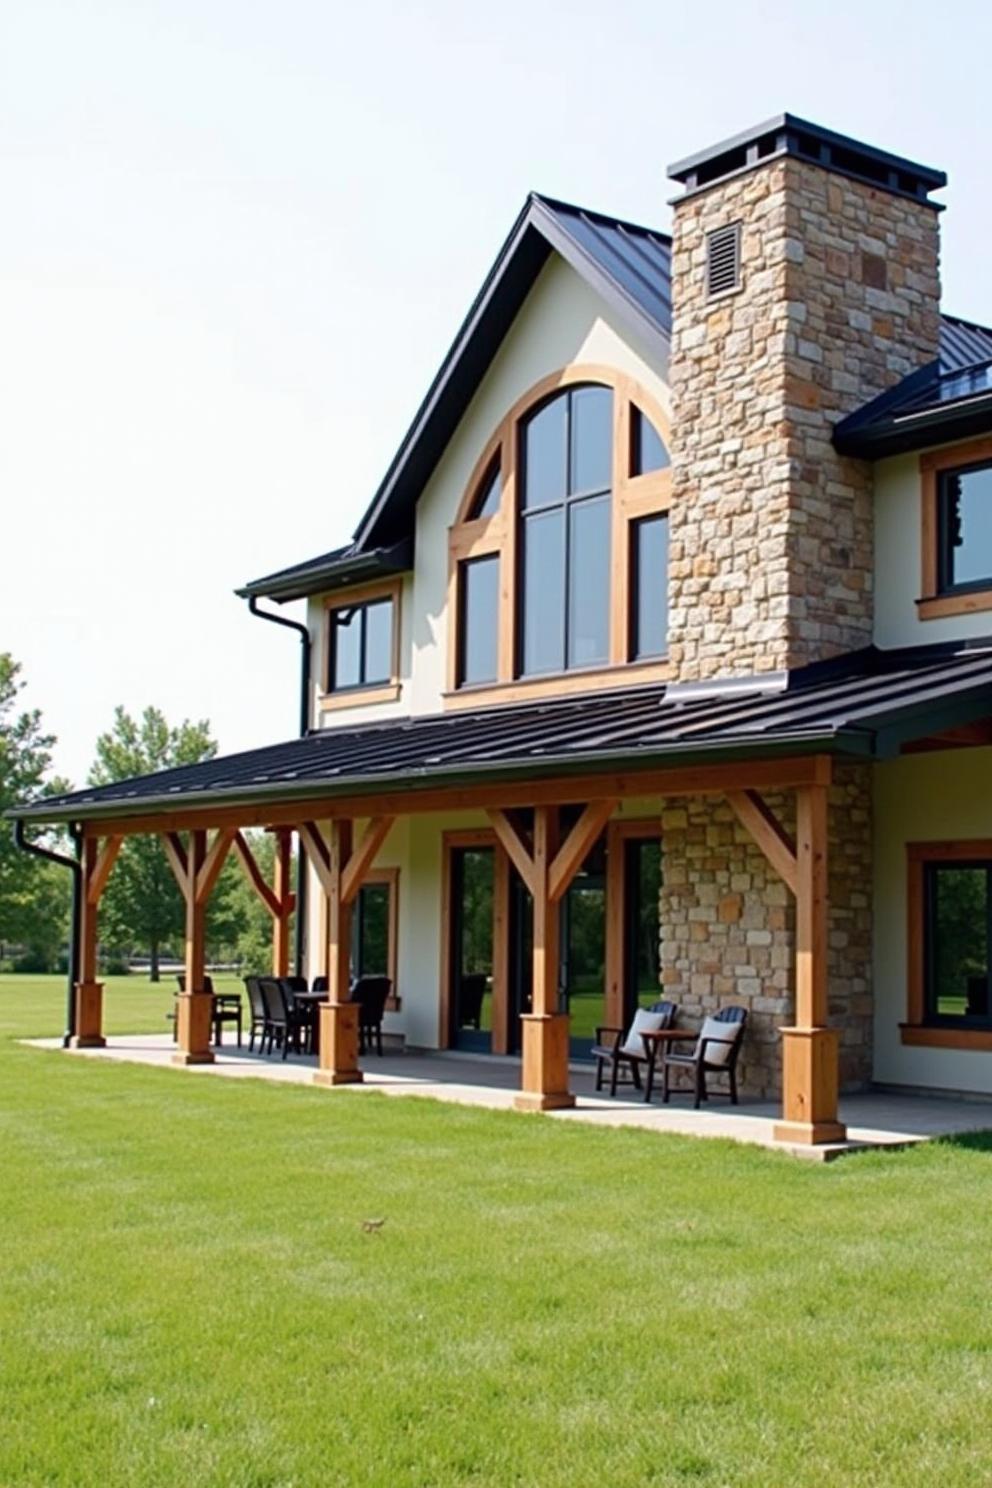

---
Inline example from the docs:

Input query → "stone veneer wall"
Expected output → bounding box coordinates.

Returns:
[658,764,872,1099]
[668,157,941,682]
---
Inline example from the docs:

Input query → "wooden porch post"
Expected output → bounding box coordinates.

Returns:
[773,783,846,1145]
[517,805,574,1111]
[174,829,214,1066]
[272,828,293,977]
[73,834,121,1048]
[314,820,361,1085]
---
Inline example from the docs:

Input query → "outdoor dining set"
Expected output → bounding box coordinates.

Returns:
[171,974,393,1059]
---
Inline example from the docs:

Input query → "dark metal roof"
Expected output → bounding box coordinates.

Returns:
[15,640,992,825]
[236,541,412,605]
[237,193,670,601]
[836,315,992,459]
[668,113,946,207]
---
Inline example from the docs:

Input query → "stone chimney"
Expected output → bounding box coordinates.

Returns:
[666,114,944,684]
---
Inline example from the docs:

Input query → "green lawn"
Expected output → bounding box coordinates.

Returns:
[2,976,992,1486]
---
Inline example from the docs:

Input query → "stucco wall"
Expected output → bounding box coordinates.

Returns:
[874,446,992,650]
[874,747,992,1093]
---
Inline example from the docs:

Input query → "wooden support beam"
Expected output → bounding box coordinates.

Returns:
[174,829,214,1066]
[73,835,106,1048]
[77,754,834,840]
[194,828,236,905]
[272,828,293,978]
[726,790,798,895]
[86,835,123,906]
[314,820,363,1088]
[486,810,535,894]
[516,805,573,1113]
[774,782,845,1147]
[232,830,281,917]
[341,816,395,905]
[548,799,617,902]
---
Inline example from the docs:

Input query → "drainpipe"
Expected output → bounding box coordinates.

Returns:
[14,818,83,1048]
[245,595,311,976]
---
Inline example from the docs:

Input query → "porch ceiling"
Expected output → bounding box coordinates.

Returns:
[10,639,992,828]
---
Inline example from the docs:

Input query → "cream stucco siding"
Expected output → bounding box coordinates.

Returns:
[303,252,669,729]
[874,747,992,1094]
[874,446,992,650]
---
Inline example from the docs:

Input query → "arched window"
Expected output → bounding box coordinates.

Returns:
[448,365,671,701]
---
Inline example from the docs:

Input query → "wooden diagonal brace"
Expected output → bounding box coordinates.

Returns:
[341,817,395,905]
[195,827,237,905]
[299,821,334,897]
[86,835,123,906]
[486,810,535,894]
[548,800,616,902]
[232,830,282,917]
[160,832,189,893]
[726,790,797,895]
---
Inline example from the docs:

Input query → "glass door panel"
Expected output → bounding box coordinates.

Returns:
[625,838,662,1023]
[450,847,495,1052]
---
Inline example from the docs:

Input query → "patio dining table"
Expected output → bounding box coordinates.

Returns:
[288,989,327,1056]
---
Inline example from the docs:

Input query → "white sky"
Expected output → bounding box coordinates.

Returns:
[3,0,991,782]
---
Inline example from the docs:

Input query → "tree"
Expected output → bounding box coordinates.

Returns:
[0,654,72,963]
[88,707,217,980]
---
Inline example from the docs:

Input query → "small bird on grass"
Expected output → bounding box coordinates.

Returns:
[361,1217,386,1233]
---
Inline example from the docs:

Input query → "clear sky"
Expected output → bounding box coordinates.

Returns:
[3,0,991,781]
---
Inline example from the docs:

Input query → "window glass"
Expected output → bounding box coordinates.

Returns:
[521,507,565,675]
[522,395,567,510]
[626,838,662,1015]
[472,463,501,520]
[631,406,670,476]
[352,881,391,980]
[331,608,362,689]
[460,555,499,686]
[567,497,611,667]
[927,864,990,1021]
[940,463,992,590]
[632,516,669,659]
[570,386,613,495]
[363,599,393,684]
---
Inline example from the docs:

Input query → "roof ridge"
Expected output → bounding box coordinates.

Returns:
[530,190,672,245]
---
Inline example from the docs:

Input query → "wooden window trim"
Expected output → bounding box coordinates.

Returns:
[446,365,671,701]
[605,818,661,1032]
[918,439,992,620]
[902,840,992,1048]
[358,866,400,1010]
[319,578,402,710]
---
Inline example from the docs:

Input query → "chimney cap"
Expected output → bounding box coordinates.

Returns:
[667,112,946,207]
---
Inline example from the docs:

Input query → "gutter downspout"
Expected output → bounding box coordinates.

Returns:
[14,818,82,1048]
[246,595,311,976]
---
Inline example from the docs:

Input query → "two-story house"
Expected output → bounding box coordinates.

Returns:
[17,113,992,1147]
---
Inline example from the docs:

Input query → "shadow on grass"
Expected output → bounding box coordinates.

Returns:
[932,1129,992,1155]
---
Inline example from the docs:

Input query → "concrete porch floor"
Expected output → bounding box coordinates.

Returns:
[26,1033,992,1160]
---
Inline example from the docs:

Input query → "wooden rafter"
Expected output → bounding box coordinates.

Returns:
[726,790,798,895]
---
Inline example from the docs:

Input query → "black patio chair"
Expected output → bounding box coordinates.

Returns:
[243,976,267,1053]
[591,1001,677,1098]
[351,975,392,1056]
[456,973,487,1030]
[660,1006,748,1108]
[278,976,314,1053]
[311,975,328,993]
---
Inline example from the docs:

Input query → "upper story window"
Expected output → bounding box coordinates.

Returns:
[323,581,400,708]
[918,439,992,622]
[447,367,671,701]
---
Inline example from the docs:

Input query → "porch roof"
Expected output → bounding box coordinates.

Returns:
[12,639,992,826]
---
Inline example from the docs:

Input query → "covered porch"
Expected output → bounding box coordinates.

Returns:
[29,1032,992,1160]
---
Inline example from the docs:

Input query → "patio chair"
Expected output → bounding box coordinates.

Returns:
[457,973,487,1030]
[311,976,328,993]
[257,977,309,1059]
[351,975,392,1056]
[660,1006,748,1108]
[243,976,267,1053]
[592,1001,677,1098]
[278,976,314,1052]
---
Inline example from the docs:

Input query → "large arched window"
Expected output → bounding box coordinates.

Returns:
[447,365,671,703]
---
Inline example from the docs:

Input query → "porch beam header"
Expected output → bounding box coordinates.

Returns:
[79,755,833,840]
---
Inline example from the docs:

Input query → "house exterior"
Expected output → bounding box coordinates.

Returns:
[17,112,992,1146]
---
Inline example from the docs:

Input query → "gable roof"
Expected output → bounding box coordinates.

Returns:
[835,313,992,458]
[14,638,992,824]
[240,193,671,601]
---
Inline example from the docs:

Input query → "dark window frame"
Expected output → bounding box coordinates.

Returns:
[456,552,500,688]
[936,458,992,597]
[629,513,669,661]
[516,385,613,678]
[326,594,395,695]
[923,858,992,1029]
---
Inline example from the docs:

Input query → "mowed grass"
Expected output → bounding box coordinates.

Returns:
[2,977,992,1486]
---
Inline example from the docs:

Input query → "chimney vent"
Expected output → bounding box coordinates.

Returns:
[705,222,741,298]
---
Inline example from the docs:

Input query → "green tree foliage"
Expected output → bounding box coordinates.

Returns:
[89,707,218,980]
[224,830,281,973]
[0,654,72,965]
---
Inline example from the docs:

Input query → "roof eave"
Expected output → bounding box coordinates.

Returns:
[236,540,413,604]
[835,390,992,459]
